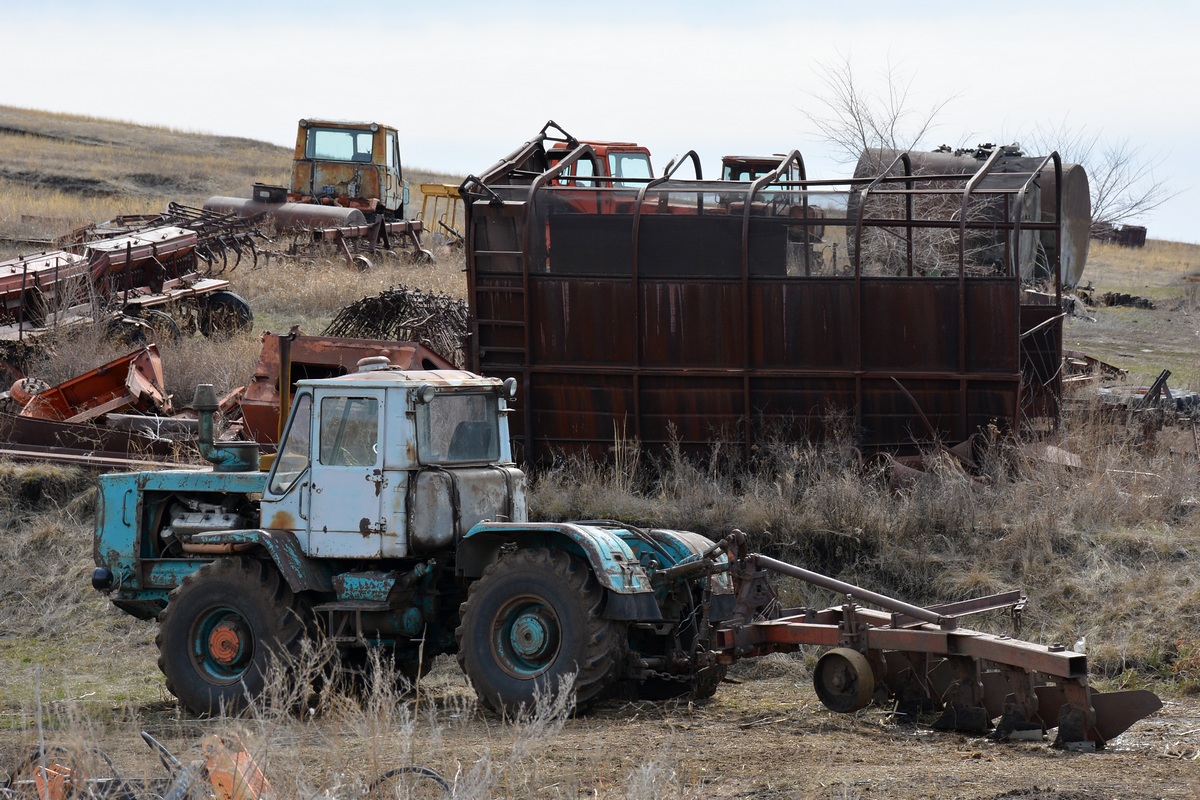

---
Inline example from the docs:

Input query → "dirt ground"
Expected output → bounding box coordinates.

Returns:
[2,657,1195,800]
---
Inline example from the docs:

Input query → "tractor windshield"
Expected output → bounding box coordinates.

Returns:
[608,152,651,188]
[416,392,499,465]
[306,128,375,163]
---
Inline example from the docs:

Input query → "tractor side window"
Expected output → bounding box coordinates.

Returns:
[572,157,595,187]
[354,131,374,162]
[318,396,379,467]
[416,393,499,465]
[608,152,651,187]
[386,132,397,171]
[269,394,313,494]
[551,155,596,187]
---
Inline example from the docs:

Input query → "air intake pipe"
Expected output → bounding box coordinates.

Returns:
[193,384,260,473]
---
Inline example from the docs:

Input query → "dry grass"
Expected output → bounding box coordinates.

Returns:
[1084,239,1200,298]
[1066,239,1200,386]
[236,247,466,330]
[532,400,1200,681]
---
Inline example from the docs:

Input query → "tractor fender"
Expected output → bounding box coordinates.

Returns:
[459,522,662,621]
[184,529,334,593]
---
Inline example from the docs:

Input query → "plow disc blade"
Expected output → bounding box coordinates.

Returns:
[1091,689,1163,742]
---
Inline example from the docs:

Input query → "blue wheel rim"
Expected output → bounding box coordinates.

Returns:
[489,594,561,679]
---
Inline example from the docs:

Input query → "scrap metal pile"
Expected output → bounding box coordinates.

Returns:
[323,287,468,367]
[0,346,202,468]
[1,731,450,799]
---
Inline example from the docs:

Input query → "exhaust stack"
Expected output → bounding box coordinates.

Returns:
[193,384,259,472]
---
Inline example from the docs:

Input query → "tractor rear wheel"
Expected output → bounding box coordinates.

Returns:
[456,548,625,715]
[156,558,310,715]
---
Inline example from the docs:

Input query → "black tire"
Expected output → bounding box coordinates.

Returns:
[144,309,183,343]
[156,558,310,715]
[456,549,625,715]
[198,290,253,337]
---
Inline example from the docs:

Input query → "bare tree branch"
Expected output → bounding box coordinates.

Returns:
[803,52,956,166]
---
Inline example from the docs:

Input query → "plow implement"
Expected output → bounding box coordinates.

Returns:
[706,531,1161,748]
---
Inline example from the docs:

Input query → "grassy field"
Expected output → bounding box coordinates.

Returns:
[1066,239,1200,386]
[1,107,1199,798]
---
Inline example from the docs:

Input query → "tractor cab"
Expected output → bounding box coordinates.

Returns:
[289,119,410,218]
[261,363,524,559]
[547,140,653,188]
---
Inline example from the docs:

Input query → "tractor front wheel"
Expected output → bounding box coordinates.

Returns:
[456,548,625,715]
[156,558,310,715]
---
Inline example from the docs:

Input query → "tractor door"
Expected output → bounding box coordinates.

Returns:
[380,129,407,216]
[307,387,387,557]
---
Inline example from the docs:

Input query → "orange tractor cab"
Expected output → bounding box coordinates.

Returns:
[288,119,409,218]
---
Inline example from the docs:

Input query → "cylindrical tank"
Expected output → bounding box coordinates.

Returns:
[203,196,368,231]
[854,147,1090,285]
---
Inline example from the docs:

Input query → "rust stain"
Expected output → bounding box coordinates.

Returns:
[267,511,297,530]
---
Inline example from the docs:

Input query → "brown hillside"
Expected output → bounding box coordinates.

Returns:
[0,105,460,247]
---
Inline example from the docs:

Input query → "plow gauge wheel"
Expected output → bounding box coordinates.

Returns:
[814,647,875,713]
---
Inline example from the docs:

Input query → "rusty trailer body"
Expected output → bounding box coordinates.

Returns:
[462,124,1074,461]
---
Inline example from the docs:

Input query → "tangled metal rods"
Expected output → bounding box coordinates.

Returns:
[323,288,468,367]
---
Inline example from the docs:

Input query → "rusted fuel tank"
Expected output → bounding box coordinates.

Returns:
[203,195,367,230]
[855,145,1090,286]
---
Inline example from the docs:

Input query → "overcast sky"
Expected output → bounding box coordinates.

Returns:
[3,0,1197,242]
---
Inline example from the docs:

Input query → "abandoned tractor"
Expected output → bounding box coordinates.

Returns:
[91,360,1158,748]
[204,119,429,266]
